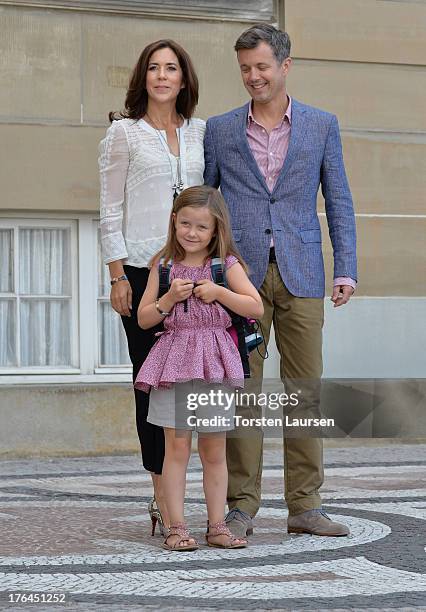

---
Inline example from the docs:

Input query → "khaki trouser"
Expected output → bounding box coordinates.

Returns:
[226,262,324,516]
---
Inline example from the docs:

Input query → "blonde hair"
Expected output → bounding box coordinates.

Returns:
[149,185,247,272]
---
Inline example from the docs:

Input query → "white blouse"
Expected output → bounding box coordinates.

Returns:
[99,117,205,267]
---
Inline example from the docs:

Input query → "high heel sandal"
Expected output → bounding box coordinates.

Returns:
[148,497,168,537]
[162,523,199,552]
[205,520,248,549]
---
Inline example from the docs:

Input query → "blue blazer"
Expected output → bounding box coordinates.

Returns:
[204,99,357,297]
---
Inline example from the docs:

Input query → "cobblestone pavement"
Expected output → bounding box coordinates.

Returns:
[0,443,425,611]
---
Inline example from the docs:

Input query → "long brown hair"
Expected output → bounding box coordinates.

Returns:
[150,186,247,272]
[109,39,199,122]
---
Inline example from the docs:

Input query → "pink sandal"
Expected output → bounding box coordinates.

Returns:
[163,523,198,552]
[205,520,248,549]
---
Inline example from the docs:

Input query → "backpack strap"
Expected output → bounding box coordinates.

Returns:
[234,319,251,379]
[210,257,251,378]
[210,257,227,288]
[158,258,172,298]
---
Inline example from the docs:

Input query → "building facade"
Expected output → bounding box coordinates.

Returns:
[0,0,425,455]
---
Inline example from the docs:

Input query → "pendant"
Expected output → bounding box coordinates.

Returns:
[172,182,184,201]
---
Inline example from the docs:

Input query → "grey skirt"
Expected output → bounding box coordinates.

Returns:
[148,380,236,432]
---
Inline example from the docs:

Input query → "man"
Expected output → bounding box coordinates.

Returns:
[204,24,357,537]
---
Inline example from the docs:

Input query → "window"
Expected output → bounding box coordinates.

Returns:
[0,220,78,371]
[97,228,131,367]
[0,228,14,366]
[0,214,132,382]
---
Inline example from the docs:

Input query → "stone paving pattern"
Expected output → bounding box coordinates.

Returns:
[0,443,425,610]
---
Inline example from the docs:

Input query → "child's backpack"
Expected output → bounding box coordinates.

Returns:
[157,257,266,378]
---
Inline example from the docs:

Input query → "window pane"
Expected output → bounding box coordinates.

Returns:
[98,235,111,298]
[0,300,16,366]
[20,299,71,366]
[19,228,71,295]
[98,301,131,366]
[0,229,13,293]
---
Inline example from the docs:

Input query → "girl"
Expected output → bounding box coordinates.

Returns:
[135,185,263,551]
[99,39,205,535]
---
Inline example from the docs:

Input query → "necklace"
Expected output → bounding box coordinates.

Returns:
[145,113,184,200]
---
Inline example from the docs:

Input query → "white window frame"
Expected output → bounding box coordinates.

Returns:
[93,219,132,373]
[0,217,79,373]
[0,212,132,385]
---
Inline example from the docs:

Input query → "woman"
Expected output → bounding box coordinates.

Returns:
[98,40,205,535]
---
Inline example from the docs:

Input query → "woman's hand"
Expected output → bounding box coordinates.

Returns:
[168,278,194,304]
[193,279,219,304]
[110,280,132,317]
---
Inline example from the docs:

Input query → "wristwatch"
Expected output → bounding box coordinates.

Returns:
[155,299,170,317]
[110,274,128,286]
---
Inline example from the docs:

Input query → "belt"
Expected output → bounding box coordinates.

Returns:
[269,247,276,263]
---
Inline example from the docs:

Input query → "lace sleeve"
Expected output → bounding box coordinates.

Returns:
[98,121,130,264]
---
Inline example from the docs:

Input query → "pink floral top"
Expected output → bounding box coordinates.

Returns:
[134,255,244,392]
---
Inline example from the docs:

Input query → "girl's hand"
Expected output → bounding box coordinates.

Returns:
[193,279,219,303]
[168,278,194,303]
[110,280,132,317]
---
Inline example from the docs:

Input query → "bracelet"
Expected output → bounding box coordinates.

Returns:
[155,299,170,317]
[110,274,128,286]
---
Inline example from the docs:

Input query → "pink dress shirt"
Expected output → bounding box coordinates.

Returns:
[246,97,355,290]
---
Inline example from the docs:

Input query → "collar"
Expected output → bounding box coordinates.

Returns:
[247,95,292,128]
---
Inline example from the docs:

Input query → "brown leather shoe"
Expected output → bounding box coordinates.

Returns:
[287,509,349,537]
[225,508,254,538]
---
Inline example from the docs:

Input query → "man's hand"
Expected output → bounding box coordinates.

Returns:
[331,285,354,308]
[193,279,220,304]
[110,280,132,317]
[168,278,194,304]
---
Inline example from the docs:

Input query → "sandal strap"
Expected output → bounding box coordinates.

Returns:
[206,521,243,544]
[169,523,190,538]
[207,520,235,538]
[165,523,198,548]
